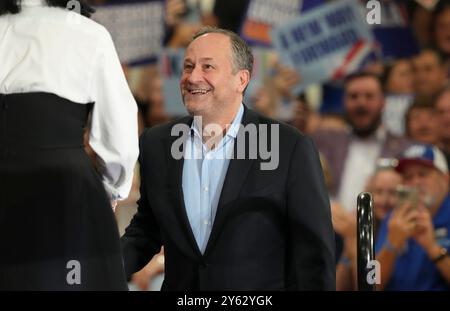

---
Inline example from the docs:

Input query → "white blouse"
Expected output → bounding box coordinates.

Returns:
[0,0,139,200]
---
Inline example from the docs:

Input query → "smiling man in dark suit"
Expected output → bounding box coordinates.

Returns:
[121,27,335,290]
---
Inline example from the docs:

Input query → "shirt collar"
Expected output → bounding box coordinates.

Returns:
[190,103,244,139]
[22,0,47,7]
[225,103,244,139]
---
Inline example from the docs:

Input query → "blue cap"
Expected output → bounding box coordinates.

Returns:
[396,145,448,174]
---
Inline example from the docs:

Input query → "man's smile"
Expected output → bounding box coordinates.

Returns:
[187,88,211,95]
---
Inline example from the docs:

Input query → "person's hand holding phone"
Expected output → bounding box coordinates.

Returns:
[387,200,420,252]
[412,206,439,255]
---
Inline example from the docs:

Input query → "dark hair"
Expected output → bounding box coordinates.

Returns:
[344,71,383,94]
[191,26,254,77]
[432,0,450,31]
[0,0,94,17]
[417,46,447,66]
[405,95,435,137]
[380,59,408,92]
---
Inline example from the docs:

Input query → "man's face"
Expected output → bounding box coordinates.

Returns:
[385,60,414,94]
[344,77,384,136]
[402,163,449,211]
[412,51,447,96]
[180,33,246,117]
[407,108,439,145]
[434,8,450,55]
[372,170,402,221]
[435,91,450,143]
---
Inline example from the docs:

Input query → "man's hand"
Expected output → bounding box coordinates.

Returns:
[387,202,419,251]
[331,201,356,239]
[131,264,153,291]
[412,207,440,256]
[131,247,165,291]
[272,62,301,98]
[111,200,118,211]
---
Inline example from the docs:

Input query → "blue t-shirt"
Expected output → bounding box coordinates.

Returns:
[375,195,450,291]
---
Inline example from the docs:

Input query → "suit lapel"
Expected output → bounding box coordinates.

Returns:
[163,116,204,259]
[204,107,259,256]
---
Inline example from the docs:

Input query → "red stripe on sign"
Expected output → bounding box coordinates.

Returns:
[332,40,365,80]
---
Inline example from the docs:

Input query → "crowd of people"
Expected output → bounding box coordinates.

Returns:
[105,0,450,291]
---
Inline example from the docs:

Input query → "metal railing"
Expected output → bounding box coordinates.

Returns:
[356,192,376,291]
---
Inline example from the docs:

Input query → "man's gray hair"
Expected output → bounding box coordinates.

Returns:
[192,27,254,77]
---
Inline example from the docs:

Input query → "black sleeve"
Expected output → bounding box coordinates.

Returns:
[286,135,336,290]
[120,130,162,279]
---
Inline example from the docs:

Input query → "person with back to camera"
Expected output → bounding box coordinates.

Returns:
[0,0,139,290]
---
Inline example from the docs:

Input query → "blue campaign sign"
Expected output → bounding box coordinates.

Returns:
[240,0,323,47]
[271,0,375,93]
[92,0,164,66]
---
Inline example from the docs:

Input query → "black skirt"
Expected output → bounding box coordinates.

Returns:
[0,92,128,290]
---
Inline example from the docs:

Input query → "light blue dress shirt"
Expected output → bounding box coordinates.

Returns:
[182,104,244,254]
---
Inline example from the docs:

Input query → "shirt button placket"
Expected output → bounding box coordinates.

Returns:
[200,154,210,246]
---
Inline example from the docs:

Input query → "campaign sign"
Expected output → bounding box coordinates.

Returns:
[93,0,164,66]
[271,0,375,92]
[240,0,323,47]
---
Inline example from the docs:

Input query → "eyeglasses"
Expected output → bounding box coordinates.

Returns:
[375,158,398,171]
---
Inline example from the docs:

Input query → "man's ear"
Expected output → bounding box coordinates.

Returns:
[237,70,251,93]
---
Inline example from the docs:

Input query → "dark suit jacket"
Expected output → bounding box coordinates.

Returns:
[121,107,335,290]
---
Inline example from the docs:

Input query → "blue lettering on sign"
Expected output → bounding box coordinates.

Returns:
[280,33,290,50]
[289,20,323,44]
[291,26,306,43]
[291,28,359,64]
[309,20,322,36]
[325,6,355,28]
